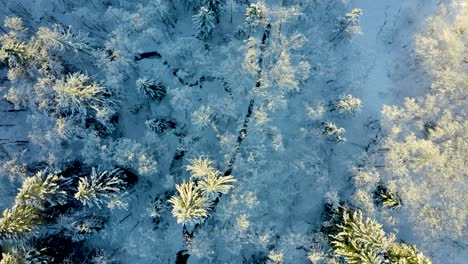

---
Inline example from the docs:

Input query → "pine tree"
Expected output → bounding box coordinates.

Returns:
[198,173,236,199]
[186,156,218,179]
[0,205,41,240]
[136,77,166,100]
[388,243,431,264]
[333,9,363,40]
[0,17,30,66]
[203,0,223,22]
[170,157,236,225]
[52,73,114,117]
[267,250,284,264]
[374,185,402,210]
[193,7,215,39]
[15,170,72,210]
[0,246,49,264]
[169,181,210,225]
[74,167,127,209]
[331,211,389,264]
[36,24,90,53]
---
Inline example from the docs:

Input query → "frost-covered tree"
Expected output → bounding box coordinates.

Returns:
[203,0,223,22]
[374,185,402,210]
[388,243,431,264]
[186,156,218,179]
[15,170,72,210]
[171,157,236,224]
[331,94,362,116]
[267,250,284,264]
[331,210,389,264]
[145,118,176,134]
[0,17,89,80]
[193,7,215,39]
[333,8,363,40]
[0,246,49,264]
[0,205,41,240]
[53,73,116,121]
[245,3,267,28]
[330,210,431,264]
[74,167,127,209]
[321,122,346,142]
[136,77,166,100]
[0,17,49,78]
[198,173,236,199]
[169,181,210,225]
[375,5,467,244]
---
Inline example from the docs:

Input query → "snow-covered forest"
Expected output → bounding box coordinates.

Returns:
[0,0,466,263]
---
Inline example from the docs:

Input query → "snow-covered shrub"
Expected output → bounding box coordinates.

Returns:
[267,250,284,264]
[374,185,402,210]
[193,7,215,39]
[331,94,362,116]
[145,118,176,134]
[67,216,105,242]
[88,249,113,264]
[333,8,363,39]
[15,170,72,210]
[321,122,346,142]
[74,167,127,209]
[169,181,210,225]
[136,77,166,100]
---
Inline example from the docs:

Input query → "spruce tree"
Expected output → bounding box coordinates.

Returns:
[330,210,432,264]
[388,243,431,264]
[52,73,114,118]
[198,173,236,199]
[193,7,216,39]
[15,170,72,210]
[74,167,127,209]
[136,77,166,100]
[331,211,388,264]
[203,0,223,23]
[169,181,210,225]
[0,205,41,240]
[333,9,363,40]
